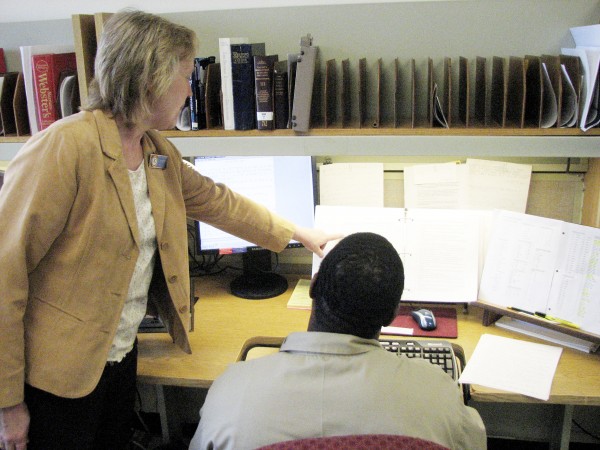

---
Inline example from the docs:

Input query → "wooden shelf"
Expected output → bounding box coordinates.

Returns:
[3,128,599,160]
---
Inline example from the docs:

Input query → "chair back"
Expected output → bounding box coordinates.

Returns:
[256,434,450,450]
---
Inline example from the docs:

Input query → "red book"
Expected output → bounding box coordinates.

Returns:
[0,48,6,73]
[31,52,77,130]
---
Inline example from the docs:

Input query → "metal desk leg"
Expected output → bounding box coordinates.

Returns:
[550,404,574,450]
[155,384,170,444]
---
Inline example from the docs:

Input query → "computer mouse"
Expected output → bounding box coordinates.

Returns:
[410,308,437,331]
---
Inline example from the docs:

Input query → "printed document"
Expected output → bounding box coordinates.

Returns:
[479,210,600,335]
[458,334,562,401]
[312,205,480,303]
[404,159,531,212]
[319,163,384,207]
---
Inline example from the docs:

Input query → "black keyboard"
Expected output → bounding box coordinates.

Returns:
[379,339,461,381]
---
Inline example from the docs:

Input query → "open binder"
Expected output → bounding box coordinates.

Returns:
[478,210,600,344]
[312,205,481,304]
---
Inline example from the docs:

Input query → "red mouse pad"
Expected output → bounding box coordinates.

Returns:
[383,306,458,338]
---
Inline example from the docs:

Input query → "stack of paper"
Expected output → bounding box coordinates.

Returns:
[562,24,600,131]
[494,317,599,353]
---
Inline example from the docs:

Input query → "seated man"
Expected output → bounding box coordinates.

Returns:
[189,232,486,450]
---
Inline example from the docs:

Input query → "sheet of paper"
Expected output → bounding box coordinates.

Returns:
[465,159,532,213]
[286,279,312,310]
[546,223,600,334]
[540,63,558,128]
[319,163,384,207]
[404,162,464,209]
[561,47,600,131]
[381,325,414,336]
[569,24,600,47]
[480,210,600,335]
[559,64,579,128]
[458,334,563,401]
[404,159,531,213]
[479,210,563,313]
[312,205,480,303]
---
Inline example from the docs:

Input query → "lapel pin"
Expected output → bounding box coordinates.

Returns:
[149,153,168,169]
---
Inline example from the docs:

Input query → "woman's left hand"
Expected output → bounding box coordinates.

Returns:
[292,226,344,258]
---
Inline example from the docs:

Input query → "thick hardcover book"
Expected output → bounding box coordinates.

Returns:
[231,43,265,130]
[273,60,289,129]
[204,62,222,129]
[254,54,278,130]
[218,37,248,130]
[190,56,216,130]
[31,52,77,130]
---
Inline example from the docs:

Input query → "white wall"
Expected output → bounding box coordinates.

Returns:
[1,0,457,23]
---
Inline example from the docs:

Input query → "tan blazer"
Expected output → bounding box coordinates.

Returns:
[0,110,294,407]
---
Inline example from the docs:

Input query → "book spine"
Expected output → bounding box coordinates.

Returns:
[0,48,6,73]
[273,61,289,129]
[194,56,216,130]
[231,43,265,130]
[32,54,58,130]
[31,52,76,131]
[254,55,277,130]
[219,38,248,130]
[218,39,235,130]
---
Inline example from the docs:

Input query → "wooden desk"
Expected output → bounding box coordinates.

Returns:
[138,273,600,405]
[137,274,600,447]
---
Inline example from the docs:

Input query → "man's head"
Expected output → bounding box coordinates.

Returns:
[308,232,404,339]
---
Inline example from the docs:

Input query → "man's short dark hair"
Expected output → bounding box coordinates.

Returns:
[309,232,405,339]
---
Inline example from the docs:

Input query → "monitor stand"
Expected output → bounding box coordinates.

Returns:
[230,249,288,300]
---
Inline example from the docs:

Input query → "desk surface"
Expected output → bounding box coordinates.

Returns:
[137,274,600,406]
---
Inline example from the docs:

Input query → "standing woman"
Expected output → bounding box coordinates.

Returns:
[0,10,337,450]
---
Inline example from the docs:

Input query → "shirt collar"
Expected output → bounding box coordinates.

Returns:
[280,332,382,356]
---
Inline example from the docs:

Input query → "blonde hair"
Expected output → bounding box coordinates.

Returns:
[83,9,197,127]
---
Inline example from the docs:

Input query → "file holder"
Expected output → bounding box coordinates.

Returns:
[341,59,352,128]
[291,34,318,133]
[325,59,337,127]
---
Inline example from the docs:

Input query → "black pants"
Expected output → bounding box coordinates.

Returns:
[25,343,138,450]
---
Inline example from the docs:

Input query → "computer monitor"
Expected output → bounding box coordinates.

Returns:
[193,155,316,299]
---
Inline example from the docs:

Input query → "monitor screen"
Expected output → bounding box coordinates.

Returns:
[193,155,316,299]
[194,155,316,254]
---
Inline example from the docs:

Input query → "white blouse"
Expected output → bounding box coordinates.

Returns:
[107,161,157,362]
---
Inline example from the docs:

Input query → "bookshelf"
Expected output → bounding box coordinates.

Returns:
[1,0,600,227]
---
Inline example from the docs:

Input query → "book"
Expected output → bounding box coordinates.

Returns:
[286,53,298,129]
[204,62,222,129]
[273,60,289,129]
[0,48,6,73]
[254,54,278,130]
[231,42,265,130]
[31,51,77,130]
[479,210,600,336]
[190,56,216,130]
[218,37,249,130]
[20,44,73,134]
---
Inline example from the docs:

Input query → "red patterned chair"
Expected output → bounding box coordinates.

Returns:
[256,434,450,450]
